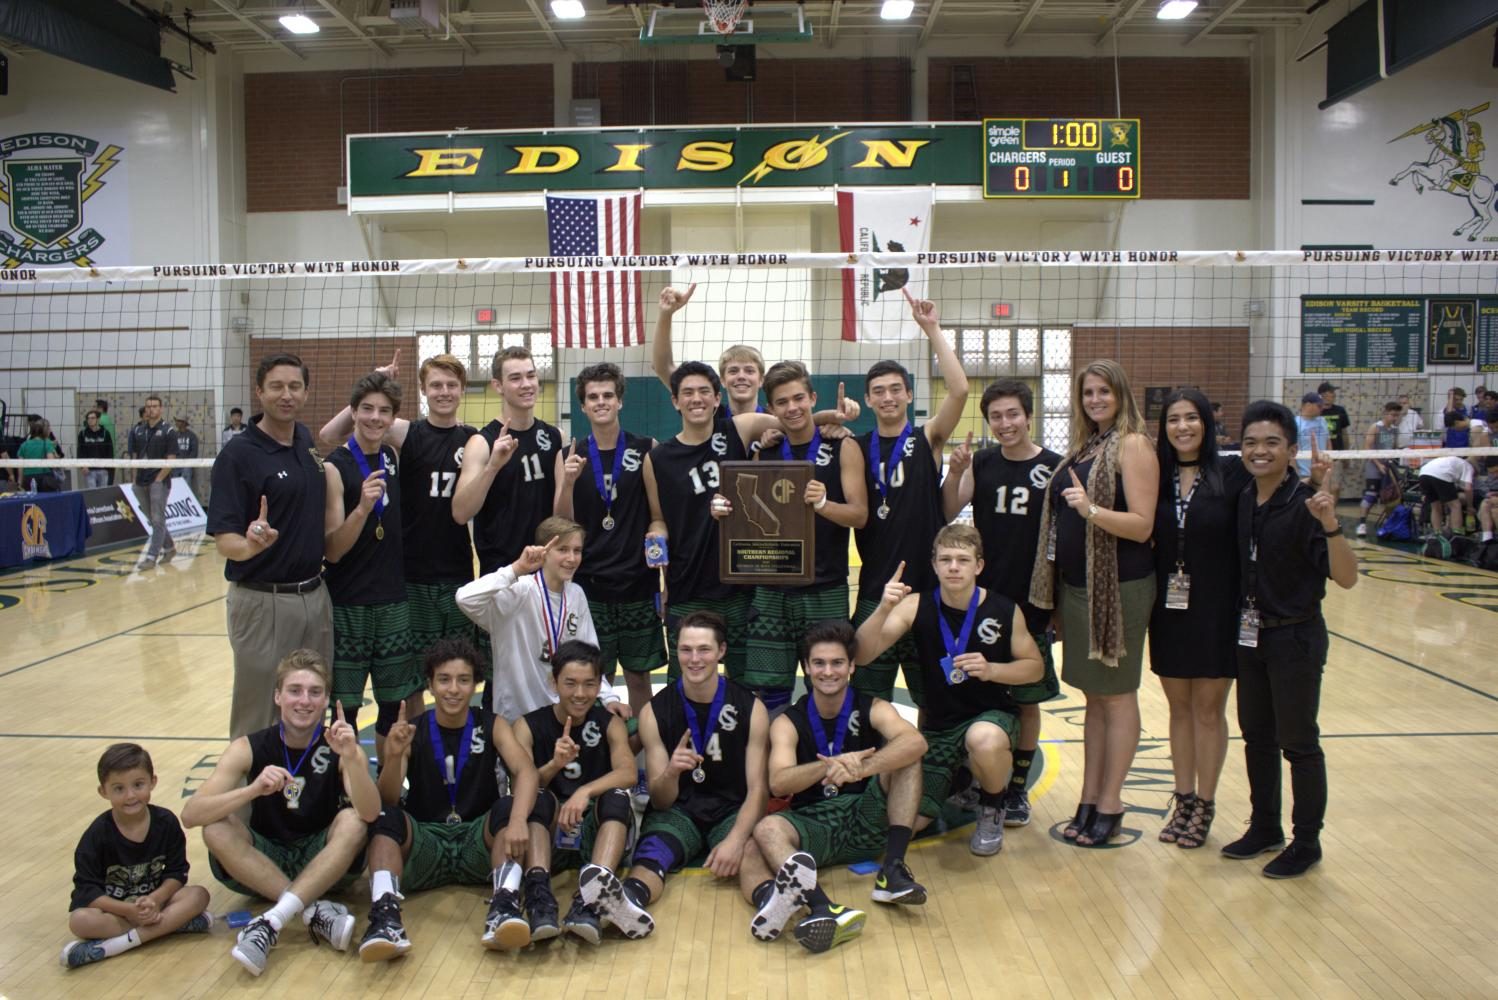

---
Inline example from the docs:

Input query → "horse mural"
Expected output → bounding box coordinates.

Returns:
[1389,103,1496,242]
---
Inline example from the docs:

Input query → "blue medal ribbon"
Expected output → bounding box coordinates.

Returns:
[280,722,324,777]
[677,676,727,765]
[345,436,385,522]
[936,587,982,686]
[806,689,855,757]
[868,423,914,513]
[780,426,822,464]
[535,575,568,661]
[586,433,625,526]
[428,708,474,821]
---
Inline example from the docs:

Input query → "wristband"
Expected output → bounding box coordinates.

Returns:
[814,496,828,510]
[1323,525,1343,537]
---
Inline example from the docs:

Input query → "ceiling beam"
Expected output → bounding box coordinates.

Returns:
[520,0,565,50]
[313,0,390,55]
[207,0,304,59]
[917,0,945,46]
[439,12,478,53]
[1007,0,1046,47]
[1095,0,1150,46]
[625,3,644,29]
[1187,0,1248,45]
[825,0,842,47]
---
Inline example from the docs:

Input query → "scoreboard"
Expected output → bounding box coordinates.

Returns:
[982,118,1141,199]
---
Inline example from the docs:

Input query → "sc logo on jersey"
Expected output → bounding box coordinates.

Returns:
[309,745,334,775]
[470,730,487,755]
[581,720,603,748]
[382,453,397,476]
[847,710,862,736]
[453,445,466,468]
[718,703,740,732]
[1030,463,1054,490]
[622,447,643,472]
[536,429,553,452]
[902,436,917,457]
[815,442,834,466]
[976,617,1004,644]
[710,433,728,458]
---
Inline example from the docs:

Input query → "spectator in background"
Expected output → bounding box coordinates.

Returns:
[221,407,246,449]
[127,395,178,570]
[1212,402,1231,450]
[1481,390,1498,424]
[1357,402,1403,538]
[78,410,113,490]
[1444,388,1471,448]
[1395,393,1424,446]
[1317,383,1350,451]
[173,417,201,498]
[1417,454,1473,538]
[94,399,117,484]
[1476,458,1498,542]
[19,417,61,492]
[1295,394,1329,481]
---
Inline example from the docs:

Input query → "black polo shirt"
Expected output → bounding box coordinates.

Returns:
[1236,471,1331,621]
[127,419,177,487]
[208,416,327,584]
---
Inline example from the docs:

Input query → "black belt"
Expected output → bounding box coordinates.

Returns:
[1259,614,1313,630]
[235,576,322,595]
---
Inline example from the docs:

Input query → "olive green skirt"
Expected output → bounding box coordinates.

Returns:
[1058,576,1154,696]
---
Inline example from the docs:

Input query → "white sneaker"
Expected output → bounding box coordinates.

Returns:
[1356,523,1367,537]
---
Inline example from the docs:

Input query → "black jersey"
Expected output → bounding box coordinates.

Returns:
[398,708,503,824]
[246,724,346,842]
[971,446,1063,634]
[761,433,850,590]
[400,419,477,584]
[649,678,758,825]
[473,417,561,575]
[784,690,884,809]
[77,426,112,461]
[855,425,945,604]
[324,444,405,606]
[70,805,190,910]
[649,426,739,604]
[523,703,617,800]
[569,431,657,601]
[911,588,1022,731]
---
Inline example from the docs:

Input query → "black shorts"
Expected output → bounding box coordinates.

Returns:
[1418,475,1459,504]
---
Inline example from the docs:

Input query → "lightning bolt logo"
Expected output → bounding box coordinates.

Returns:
[81,144,122,203]
[739,132,851,185]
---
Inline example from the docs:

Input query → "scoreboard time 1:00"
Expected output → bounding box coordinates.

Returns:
[981,118,1141,199]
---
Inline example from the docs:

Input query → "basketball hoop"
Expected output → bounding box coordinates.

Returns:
[702,0,748,37]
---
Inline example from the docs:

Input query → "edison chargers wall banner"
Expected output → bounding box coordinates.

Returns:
[0,132,125,267]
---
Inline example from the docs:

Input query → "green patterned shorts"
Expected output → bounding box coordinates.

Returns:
[850,598,924,708]
[917,709,1019,819]
[208,826,364,898]
[742,583,851,690]
[666,591,751,682]
[637,806,739,872]
[406,580,483,682]
[589,596,668,677]
[401,816,494,892]
[332,601,420,706]
[780,777,889,867]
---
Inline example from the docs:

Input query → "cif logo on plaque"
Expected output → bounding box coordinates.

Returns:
[718,460,816,586]
[0,131,124,268]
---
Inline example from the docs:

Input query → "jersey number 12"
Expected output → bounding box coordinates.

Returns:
[994,485,1030,515]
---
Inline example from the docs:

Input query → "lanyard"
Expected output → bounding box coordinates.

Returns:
[428,709,474,817]
[1173,466,1199,571]
[1245,473,1289,606]
[535,575,567,658]
[345,438,385,522]
[677,677,727,758]
[586,433,626,522]
[869,424,914,509]
[781,426,822,463]
[936,588,982,686]
[806,689,855,757]
[280,723,323,778]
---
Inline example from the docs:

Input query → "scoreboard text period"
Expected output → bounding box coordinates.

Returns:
[982,118,1142,199]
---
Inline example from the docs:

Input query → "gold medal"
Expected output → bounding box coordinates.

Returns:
[375,520,384,540]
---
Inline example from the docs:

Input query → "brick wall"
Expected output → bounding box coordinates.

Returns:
[251,336,419,439]
[1071,326,1250,433]
[574,57,912,125]
[244,67,554,213]
[928,58,1250,199]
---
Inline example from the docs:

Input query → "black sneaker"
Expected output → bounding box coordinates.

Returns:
[791,904,866,954]
[1001,787,1032,827]
[481,889,530,951]
[562,894,602,946]
[1220,827,1287,860]
[358,893,411,962]
[1263,840,1322,879]
[525,877,561,942]
[870,860,926,905]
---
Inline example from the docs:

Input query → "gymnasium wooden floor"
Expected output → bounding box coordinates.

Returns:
[3,536,1497,999]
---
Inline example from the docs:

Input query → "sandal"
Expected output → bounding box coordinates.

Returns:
[1159,792,1196,844]
[1076,810,1124,848]
[1176,798,1215,850]
[1064,803,1097,841]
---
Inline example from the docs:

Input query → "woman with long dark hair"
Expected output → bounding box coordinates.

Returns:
[1150,390,1249,850]
[1030,359,1159,847]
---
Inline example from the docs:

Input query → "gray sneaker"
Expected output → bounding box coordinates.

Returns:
[59,939,106,969]
[231,917,278,976]
[306,900,354,951]
[970,804,1006,856]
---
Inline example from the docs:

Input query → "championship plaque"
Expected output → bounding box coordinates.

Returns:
[718,461,816,586]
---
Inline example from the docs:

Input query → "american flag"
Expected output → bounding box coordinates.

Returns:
[546,193,645,348]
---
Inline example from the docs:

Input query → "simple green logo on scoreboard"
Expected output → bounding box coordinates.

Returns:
[982,118,1141,200]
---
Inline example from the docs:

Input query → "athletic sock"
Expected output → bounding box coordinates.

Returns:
[884,825,912,865]
[492,860,522,895]
[1009,750,1035,790]
[751,879,774,908]
[621,877,651,909]
[264,890,304,932]
[978,789,1005,810]
[1484,531,1493,541]
[98,929,142,958]
[371,870,397,901]
[803,884,831,912]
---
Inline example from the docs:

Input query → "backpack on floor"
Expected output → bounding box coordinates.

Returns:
[1421,534,1453,561]
[1377,504,1417,542]
[1448,534,1481,566]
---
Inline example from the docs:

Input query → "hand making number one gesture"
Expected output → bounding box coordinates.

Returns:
[512,534,558,576]
[327,701,361,759]
[1062,468,1093,516]
[245,495,279,552]
[882,560,912,610]
[561,439,586,486]
[383,701,416,758]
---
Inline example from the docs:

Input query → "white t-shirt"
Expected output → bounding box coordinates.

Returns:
[1418,455,1474,486]
[1395,408,1424,447]
[456,565,618,721]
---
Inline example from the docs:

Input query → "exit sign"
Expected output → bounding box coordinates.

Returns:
[475,307,496,324]
[991,302,1012,319]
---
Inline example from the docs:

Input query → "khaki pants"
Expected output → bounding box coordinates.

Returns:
[226,582,334,739]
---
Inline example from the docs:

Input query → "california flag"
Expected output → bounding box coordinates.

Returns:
[838,188,933,342]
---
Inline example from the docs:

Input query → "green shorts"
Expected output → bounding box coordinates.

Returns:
[918,709,1020,819]
[400,816,494,892]
[780,776,889,867]
[850,598,923,708]
[406,580,483,682]
[743,583,851,690]
[636,805,739,873]
[1010,631,1061,705]
[551,804,637,873]
[332,601,421,707]
[208,827,364,898]
[588,595,668,677]
[666,591,751,683]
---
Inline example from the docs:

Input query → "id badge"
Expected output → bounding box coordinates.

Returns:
[1237,606,1260,648]
[1165,572,1191,610]
[1046,521,1057,562]
[554,824,581,851]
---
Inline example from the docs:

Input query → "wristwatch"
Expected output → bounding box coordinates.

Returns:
[1086,503,1100,521]
[1323,525,1343,537]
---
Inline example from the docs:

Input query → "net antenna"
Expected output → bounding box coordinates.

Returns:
[703,0,750,36]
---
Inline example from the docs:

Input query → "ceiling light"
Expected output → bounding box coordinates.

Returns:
[278,12,320,33]
[1156,0,1198,19]
[881,0,915,20]
[550,0,585,19]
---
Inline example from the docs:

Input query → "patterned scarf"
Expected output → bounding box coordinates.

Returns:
[1028,430,1127,667]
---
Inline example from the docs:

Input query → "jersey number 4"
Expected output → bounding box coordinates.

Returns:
[994,485,1030,515]
[687,461,721,495]
[429,471,456,498]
